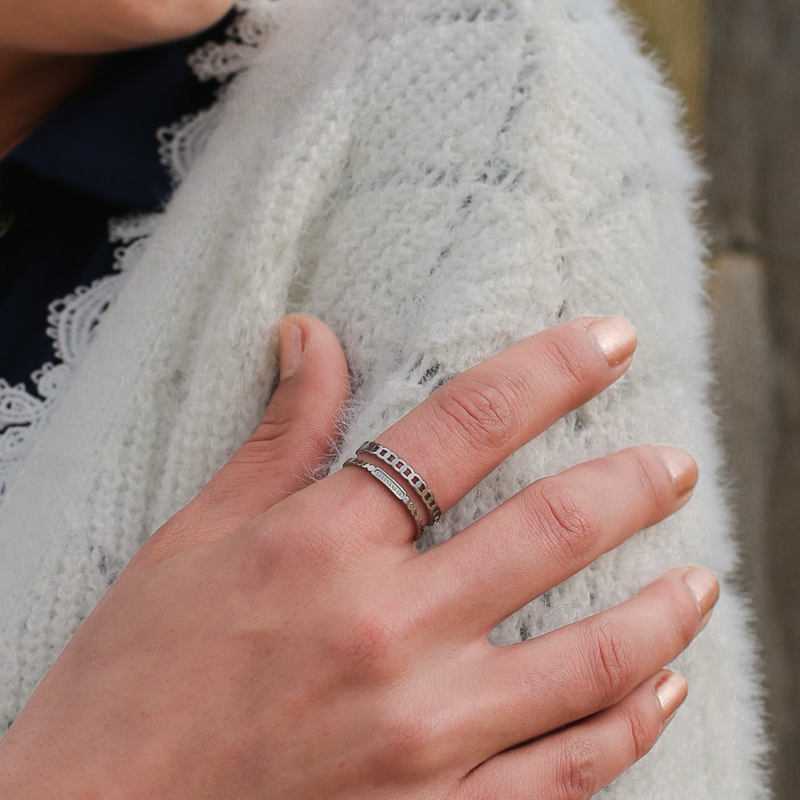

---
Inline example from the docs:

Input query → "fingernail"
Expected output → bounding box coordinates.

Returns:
[279,319,304,381]
[696,609,713,634]
[647,446,698,498]
[655,671,688,727]
[585,318,638,367]
[682,567,720,621]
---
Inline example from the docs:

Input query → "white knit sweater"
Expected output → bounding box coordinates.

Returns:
[0,0,769,796]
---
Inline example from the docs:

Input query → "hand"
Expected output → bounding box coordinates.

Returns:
[0,315,715,800]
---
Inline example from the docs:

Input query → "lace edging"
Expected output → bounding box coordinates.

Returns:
[0,6,272,504]
[0,221,149,502]
[188,12,272,83]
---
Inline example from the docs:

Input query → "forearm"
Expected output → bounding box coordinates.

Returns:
[0,0,235,54]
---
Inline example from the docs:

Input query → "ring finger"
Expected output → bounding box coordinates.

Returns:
[459,669,688,800]
[408,444,697,637]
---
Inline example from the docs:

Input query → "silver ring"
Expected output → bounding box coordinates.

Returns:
[343,458,424,537]
[356,441,441,524]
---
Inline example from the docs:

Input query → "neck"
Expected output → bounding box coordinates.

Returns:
[0,48,100,160]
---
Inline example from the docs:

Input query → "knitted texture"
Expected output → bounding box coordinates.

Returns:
[0,1,769,796]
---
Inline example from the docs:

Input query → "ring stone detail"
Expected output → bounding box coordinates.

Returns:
[343,457,424,537]
[357,441,441,524]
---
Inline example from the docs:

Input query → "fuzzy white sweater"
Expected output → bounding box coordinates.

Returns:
[0,0,769,796]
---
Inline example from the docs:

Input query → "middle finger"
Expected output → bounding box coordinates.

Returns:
[324,317,637,546]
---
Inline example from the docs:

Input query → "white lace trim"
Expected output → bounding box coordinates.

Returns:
[188,10,272,83]
[157,105,227,187]
[160,8,272,183]
[0,7,271,504]
[0,220,150,501]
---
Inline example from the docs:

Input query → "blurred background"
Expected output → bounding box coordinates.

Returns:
[618,0,800,795]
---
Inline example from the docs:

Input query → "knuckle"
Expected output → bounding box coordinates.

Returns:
[250,409,294,447]
[235,413,294,467]
[545,335,594,391]
[328,606,409,679]
[335,613,396,674]
[671,584,702,647]
[373,695,459,781]
[530,480,600,563]
[244,514,315,581]
[645,577,700,651]
[584,619,634,703]
[434,376,519,451]
[621,703,659,763]
[555,738,600,800]
[630,449,672,509]
[289,517,352,570]
[381,711,441,776]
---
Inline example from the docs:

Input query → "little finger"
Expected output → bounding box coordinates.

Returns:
[458,670,688,800]
[466,568,716,759]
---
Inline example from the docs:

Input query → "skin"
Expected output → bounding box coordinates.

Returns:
[0,0,237,52]
[0,4,715,793]
[0,315,715,799]
[0,0,236,157]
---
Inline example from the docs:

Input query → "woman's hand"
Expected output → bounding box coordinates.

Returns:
[0,315,714,800]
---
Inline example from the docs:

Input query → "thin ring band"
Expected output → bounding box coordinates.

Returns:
[356,441,442,524]
[343,458,424,538]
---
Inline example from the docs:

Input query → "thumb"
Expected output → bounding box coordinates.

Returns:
[154,315,350,551]
[235,313,351,502]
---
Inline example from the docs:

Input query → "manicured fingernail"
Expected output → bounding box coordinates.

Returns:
[682,567,720,621]
[279,319,304,381]
[696,609,713,634]
[648,446,698,498]
[655,671,688,727]
[585,318,638,367]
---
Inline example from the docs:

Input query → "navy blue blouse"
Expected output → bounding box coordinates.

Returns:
[0,15,231,396]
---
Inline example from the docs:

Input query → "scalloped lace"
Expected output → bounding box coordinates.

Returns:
[0,217,153,501]
[0,4,272,504]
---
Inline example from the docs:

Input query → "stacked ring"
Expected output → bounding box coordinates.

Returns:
[356,441,442,524]
[343,442,441,538]
[343,457,424,537]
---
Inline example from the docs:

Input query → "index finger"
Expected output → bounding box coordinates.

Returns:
[329,317,637,545]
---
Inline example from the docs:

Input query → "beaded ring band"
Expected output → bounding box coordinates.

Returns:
[356,441,442,524]
[343,457,424,538]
